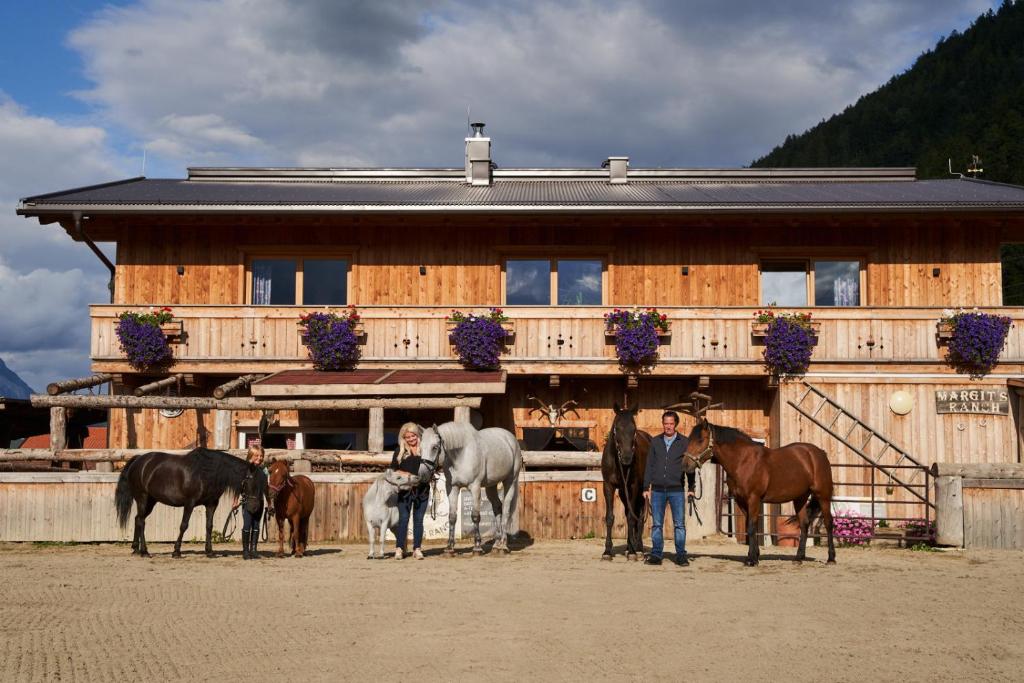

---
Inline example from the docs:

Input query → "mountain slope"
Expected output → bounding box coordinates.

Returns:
[0,358,34,399]
[753,1,1024,186]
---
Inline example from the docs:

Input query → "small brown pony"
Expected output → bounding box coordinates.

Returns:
[684,420,836,566]
[266,460,316,558]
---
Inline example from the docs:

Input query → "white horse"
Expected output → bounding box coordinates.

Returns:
[362,469,419,559]
[418,421,523,554]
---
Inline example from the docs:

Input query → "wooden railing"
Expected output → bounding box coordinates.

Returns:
[90,305,1024,375]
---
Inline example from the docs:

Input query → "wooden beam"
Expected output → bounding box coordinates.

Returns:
[549,374,560,388]
[31,394,482,410]
[49,408,66,452]
[249,380,505,397]
[46,374,112,396]
[698,375,710,389]
[454,405,470,423]
[133,374,183,397]
[213,409,232,449]
[212,374,262,399]
[0,449,601,468]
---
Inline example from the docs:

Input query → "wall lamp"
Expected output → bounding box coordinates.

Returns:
[681,266,689,276]
[177,265,185,276]
[932,267,940,277]
[419,265,427,276]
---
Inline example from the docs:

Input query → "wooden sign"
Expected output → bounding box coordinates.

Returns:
[935,388,1009,415]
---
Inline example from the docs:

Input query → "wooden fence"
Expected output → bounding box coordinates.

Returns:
[0,471,710,544]
[934,462,1024,549]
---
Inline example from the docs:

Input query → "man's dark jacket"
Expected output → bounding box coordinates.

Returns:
[644,434,696,492]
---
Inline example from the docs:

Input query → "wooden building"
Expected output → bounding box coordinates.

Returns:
[13,126,1024,541]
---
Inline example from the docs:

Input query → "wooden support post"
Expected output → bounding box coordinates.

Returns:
[698,375,710,390]
[46,373,113,396]
[454,405,471,423]
[212,374,262,399]
[368,406,384,452]
[95,462,114,472]
[134,374,183,397]
[935,475,964,547]
[32,395,482,410]
[214,409,232,450]
[549,374,560,388]
[292,459,312,473]
[49,407,67,452]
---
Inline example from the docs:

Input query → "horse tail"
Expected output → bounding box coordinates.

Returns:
[114,460,138,529]
[786,495,822,527]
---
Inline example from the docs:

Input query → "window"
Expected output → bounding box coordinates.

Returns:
[1001,245,1024,305]
[247,254,350,305]
[504,257,605,305]
[760,259,862,306]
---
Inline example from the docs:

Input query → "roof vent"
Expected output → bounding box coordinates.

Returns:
[465,122,492,186]
[603,156,628,184]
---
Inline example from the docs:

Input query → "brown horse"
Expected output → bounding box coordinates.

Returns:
[601,403,653,561]
[266,461,316,558]
[683,420,835,566]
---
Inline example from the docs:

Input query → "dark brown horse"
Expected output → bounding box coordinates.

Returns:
[114,448,265,558]
[684,420,835,566]
[267,460,316,557]
[601,403,653,561]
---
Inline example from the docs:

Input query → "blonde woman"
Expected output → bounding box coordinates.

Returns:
[232,444,267,559]
[389,422,429,560]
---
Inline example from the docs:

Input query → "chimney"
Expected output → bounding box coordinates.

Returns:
[604,156,629,184]
[465,122,492,186]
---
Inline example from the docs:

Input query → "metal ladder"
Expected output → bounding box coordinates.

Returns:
[788,381,933,507]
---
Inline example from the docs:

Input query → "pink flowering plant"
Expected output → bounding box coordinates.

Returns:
[940,308,1012,378]
[832,510,875,546]
[447,308,509,370]
[298,306,361,371]
[116,307,174,370]
[604,308,669,368]
[758,310,816,378]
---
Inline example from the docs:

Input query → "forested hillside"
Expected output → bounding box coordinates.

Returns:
[753,1,1024,186]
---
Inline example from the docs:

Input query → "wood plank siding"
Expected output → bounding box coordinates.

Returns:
[109,216,1018,308]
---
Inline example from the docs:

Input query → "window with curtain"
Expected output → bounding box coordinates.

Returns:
[251,258,296,305]
[814,260,860,306]
[760,259,863,307]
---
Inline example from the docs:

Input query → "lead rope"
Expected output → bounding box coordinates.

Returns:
[221,506,238,541]
[613,434,647,552]
[687,465,704,526]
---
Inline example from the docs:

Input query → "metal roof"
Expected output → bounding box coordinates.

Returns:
[17,170,1024,215]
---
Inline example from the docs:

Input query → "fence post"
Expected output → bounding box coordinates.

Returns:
[454,406,470,423]
[213,409,232,450]
[368,406,384,452]
[49,407,67,452]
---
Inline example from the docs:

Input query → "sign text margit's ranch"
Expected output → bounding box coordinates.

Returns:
[935,388,1009,415]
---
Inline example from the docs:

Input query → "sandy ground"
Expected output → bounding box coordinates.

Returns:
[0,538,1022,682]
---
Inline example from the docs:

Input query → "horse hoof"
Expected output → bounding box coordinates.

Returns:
[472,548,484,556]
[826,559,836,565]
[744,560,757,567]
[500,546,511,555]
[205,552,216,559]
[601,553,613,561]
[626,553,638,562]
[171,552,182,559]
[277,553,285,559]
[444,548,456,556]
[139,552,151,558]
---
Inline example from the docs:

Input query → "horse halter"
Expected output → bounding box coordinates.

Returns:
[686,423,716,469]
[421,425,447,475]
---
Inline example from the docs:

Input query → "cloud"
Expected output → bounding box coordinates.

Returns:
[66,0,994,170]
[0,96,125,390]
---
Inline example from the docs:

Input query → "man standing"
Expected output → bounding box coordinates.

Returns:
[643,411,696,566]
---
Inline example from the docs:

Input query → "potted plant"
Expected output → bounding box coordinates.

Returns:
[447,308,511,370]
[751,308,821,338]
[938,308,1012,377]
[116,307,176,370]
[298,307,362,371]
[758,310,818,378]
[603,308,670,369]
[832,510,874,547]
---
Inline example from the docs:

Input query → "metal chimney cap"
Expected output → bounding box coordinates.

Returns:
[470,122,486,137]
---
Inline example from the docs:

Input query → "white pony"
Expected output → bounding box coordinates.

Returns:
[418,421,523,554]
[362,469,419,559]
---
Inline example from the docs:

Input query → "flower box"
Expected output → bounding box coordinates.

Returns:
[604,321,671,340]
[159,320,185,343]
[751,320,820,340]
[935,321,954,341]
[297,321,366,343]
[446,320,515,341]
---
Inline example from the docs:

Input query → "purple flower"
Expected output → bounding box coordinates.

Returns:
[300,312,360,370]
[450,316,507,369]
[605,309,665,368]
[763,317,816,377]
[833,510,874,546]
[116,314,173,371]
[944,311,1012,377]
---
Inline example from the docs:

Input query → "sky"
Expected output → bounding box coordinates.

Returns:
[0,0,1000,392]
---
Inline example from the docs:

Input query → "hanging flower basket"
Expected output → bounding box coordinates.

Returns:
[447,308,510,370]
[298,306,362,371]
[603,308,669,369]
[116,307,176,370]
[938,309,1012,378]
[757,310,817,378]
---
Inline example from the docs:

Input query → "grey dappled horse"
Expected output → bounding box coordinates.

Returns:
[418,422,523,554]
[362,469,420,559]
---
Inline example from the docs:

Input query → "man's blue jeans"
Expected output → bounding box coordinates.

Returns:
[650,489,686,559]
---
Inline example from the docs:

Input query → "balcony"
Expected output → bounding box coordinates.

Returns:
[90,305,1024,376]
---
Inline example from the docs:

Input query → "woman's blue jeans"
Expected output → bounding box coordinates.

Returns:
[395,487,429,551]
[650,489,686,559]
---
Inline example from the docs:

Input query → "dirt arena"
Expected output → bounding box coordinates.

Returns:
[1,538,1022,682]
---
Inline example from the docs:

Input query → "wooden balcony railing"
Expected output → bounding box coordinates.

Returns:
[90,305,1024,376]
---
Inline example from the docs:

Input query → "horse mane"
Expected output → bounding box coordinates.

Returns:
[433,421,476,450]
[185,448,251,495]
[707,423,759,445]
